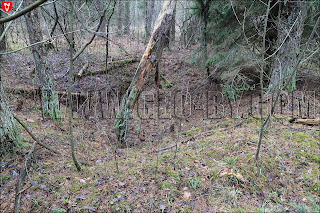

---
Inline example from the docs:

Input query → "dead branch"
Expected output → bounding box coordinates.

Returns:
[77,62,89,77]
[149,136,195,154]
[14,140,36,213]
[14,115,61,155]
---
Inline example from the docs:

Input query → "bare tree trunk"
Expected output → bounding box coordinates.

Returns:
[0,77,20,156]
[150,0,155,26]
[200,0,210,78]
[24,0,61,121]
[105,1,116,71]
[170,7,176,43]
[124,0,130,34]
[163,5,176,49]
[269,0,307,91]
[114,0,177,145]
[0,11,20,156]
[0,12,5,56]
[69,0,81,172]
[96,0,106,33]
[117,0,122,34]
[144,0,151,43]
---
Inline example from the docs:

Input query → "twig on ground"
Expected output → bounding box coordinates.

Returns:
[14,115,61,155]
[150,118,247,155]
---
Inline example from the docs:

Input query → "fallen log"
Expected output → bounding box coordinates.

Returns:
[289,117,320,125]
[78,58,139,77]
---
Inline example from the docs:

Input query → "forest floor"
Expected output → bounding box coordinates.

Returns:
[1,36,320,212]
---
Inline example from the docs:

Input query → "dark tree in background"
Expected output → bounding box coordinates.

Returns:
[268,0,307,91]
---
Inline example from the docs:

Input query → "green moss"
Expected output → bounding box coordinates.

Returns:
[167,169,180,182]
[161,180,172,189]
[295,151,320,164]
[293,133,317,148]
[0,174,12,185]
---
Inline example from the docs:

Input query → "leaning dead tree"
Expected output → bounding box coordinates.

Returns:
[113,0,177,144]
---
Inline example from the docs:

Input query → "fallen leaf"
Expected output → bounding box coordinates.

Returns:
[219,169,245,181]
[43,162,53,165]
[27,119,35,123]
[234,173,245,181]
[183,191,191,200]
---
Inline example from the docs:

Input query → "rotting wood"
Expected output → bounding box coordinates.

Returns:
[77,62,89,77]
[79,58,139,77]
[289,117,320,125]
[114,0,177,144]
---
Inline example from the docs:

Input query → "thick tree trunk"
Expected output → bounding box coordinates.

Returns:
[0,12,5,56]
[117,0,122,34]
[150,0,155,26]
[124,0,130,34]
[0,75,20,156]
[24,0,61,120]
[144,0,151,43]
[114,0,177,144]
[269,1,307,91]
[163,6,176,49]
[0,12,20,156]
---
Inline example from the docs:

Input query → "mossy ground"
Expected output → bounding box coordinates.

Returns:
[1,99,319,212]
[1,36,319,212]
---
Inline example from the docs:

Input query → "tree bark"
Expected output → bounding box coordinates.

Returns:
[96,0,106,33]
[200,0,210,78]
[69,1,81,172]
[113,0,177,145]
[0,12,20,156]
[117,0,122,34]
[144,0,151,43]
[0,11,6,56]
[105,0,116,71]
[24,0,61,121]
[124,0,130,34]
[150,0,155,26]
[269,0,307,91]
[170,7,176,43]
[0,78,20,156]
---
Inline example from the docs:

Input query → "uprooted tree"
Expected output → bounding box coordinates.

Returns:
[113,0,177,145]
